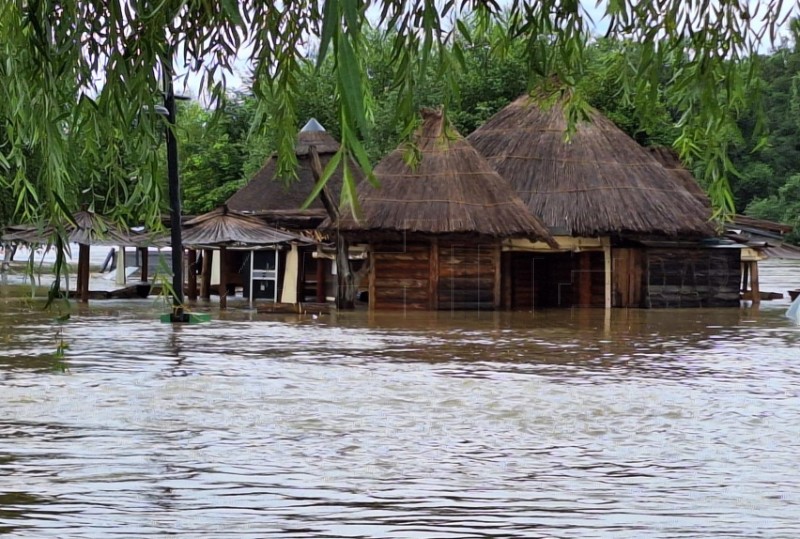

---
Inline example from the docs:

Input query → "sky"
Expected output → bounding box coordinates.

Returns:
[174,0,797,102]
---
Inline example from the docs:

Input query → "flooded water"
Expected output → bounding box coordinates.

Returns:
[2,261,800,538]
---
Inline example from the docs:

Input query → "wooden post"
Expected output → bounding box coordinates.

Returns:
[315,255,326,303]
[750,261,760,304]
[429,238,439,310]
[493,243,502,310]
[219,247,228,309]
[187,249,198,301]
[368,252,376,311]
[140,247,149,282]
[741,262,749,293]
[79,243,90,303]
[603,238,612,309]
[200,249,212,300]
[501,251,513,310]
[295,245,304,304]
[579,251,592,306]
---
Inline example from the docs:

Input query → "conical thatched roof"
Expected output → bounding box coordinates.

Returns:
[647,146,711,208]
[182,206,310,248]
[467,94,716,237]
[335,109,557,245]
[2,210,138,246]
[226,119,349,228]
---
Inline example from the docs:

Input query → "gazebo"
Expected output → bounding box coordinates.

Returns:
[2,210,140,302]
[333,109,556,311]
[467,93,736,309]
[181,206,312,309]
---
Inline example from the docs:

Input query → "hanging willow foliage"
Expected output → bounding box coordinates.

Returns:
[0,0,791,235]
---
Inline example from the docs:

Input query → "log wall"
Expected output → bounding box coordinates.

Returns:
[644,248,741,308]
[371,241,432,310]
[437,241,499,310]
[369,239,500,310]
[612,248,644,307]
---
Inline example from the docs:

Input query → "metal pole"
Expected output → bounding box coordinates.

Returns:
[164,65,184,319]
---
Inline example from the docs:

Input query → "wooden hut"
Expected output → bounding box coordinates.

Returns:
[226,119,357,303]
[466,94,740,309]
[334,109,556,311]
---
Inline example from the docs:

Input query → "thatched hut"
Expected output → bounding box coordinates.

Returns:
[468,94,739,309]
[226,119,357,303]
[334,109,556,311]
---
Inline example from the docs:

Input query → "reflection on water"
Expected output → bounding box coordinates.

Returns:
[1,264,800,537]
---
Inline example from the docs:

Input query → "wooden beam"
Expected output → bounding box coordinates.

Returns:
[79,243,90,303]
[368,253,376,311]
[187,249,198,301]
[140,247,149,282]
[750,261,760,305]
[429,238,439,310]
[578,251,592,306]
[200,248,212,300]
[493,242,502,310]
[603,238,612,309]
[219,246,228,310]
[316,255,326,303]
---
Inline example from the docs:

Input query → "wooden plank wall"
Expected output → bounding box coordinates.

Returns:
[612,248,644,307]
[505,251,605,309]
[644,248,741,308]
[437,241,499,310]
[371,241,431,310]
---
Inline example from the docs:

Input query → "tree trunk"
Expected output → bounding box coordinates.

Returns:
[309,145,363,309]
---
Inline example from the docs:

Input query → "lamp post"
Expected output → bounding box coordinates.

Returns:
[164,72,186,322]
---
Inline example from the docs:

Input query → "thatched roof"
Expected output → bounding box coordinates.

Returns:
[467,94,716,237]
[647,146,711,208]
[182,206,310,248]
[2,210,140,246]
[334,109,557,245]
[225,119,349,228]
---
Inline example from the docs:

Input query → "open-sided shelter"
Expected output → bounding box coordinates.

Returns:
[181,205,313,308]
[468,94,738,309]
[2,210,141,302]
[334,109,556,310]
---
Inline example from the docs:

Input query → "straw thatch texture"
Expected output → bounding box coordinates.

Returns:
[335,110,556,245]
[467,95,716,237]
[2,210,137,246]
[226,123,349,227]
[647,146,711,208]
[182,206,309,248]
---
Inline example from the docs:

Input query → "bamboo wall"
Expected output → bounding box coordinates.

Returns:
[644,248,741,308]
[369,239,500,310]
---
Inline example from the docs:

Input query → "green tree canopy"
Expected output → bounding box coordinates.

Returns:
[0,0,792,231]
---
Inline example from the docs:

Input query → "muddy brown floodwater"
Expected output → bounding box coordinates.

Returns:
[1,260,800,538]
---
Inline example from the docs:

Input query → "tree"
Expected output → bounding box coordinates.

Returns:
[0,1,790,234]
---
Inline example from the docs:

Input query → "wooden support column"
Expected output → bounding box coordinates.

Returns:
[315,256,326,303]
[368,254,376,311]
[78,243,90,303]
[493,243,502,310]
[429,238,439,310]
[219,247,228,310]
[200,249,212,300]
[750,261,760,304]
[741,262,749,293]
[187,249,198,301]
[501,251,513,310]
[578,251,592,306]
[140,247,149,282]
[603,238,612,309]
